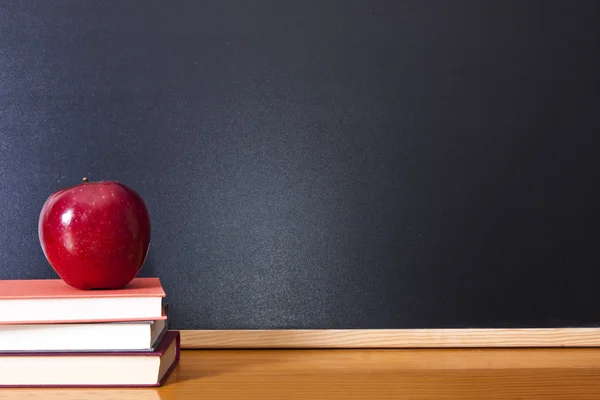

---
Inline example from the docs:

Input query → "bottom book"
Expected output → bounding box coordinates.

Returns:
[0,330,180,387]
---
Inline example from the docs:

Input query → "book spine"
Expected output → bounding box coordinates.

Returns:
[157,331,181,387]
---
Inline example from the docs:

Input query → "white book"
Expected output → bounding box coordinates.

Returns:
[0,318,167,352]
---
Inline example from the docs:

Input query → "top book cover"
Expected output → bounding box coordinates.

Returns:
[0,277,165,299]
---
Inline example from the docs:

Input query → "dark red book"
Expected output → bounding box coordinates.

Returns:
[0,330,180,387]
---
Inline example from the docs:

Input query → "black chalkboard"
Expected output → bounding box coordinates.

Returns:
[1,0,599,330]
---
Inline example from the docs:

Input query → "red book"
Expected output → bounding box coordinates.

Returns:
[0,330,180,387]
[0,278,166,324]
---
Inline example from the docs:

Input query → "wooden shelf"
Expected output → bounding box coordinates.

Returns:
[180,328,600,348]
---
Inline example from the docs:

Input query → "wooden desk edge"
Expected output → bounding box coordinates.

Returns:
[180,328,600,348]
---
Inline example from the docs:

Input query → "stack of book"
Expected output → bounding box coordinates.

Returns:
[0,277,179,387]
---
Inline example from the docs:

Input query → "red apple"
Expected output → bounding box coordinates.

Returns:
[38,178,151,290]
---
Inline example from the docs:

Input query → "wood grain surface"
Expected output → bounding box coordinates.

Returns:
[5,348,600,399]
[180,328,600,348]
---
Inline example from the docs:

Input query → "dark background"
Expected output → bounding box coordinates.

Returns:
[1,1,599,329]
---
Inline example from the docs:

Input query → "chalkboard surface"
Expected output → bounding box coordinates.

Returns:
[1,0,599,330]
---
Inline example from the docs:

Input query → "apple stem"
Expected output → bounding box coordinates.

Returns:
[82,177,89,183]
